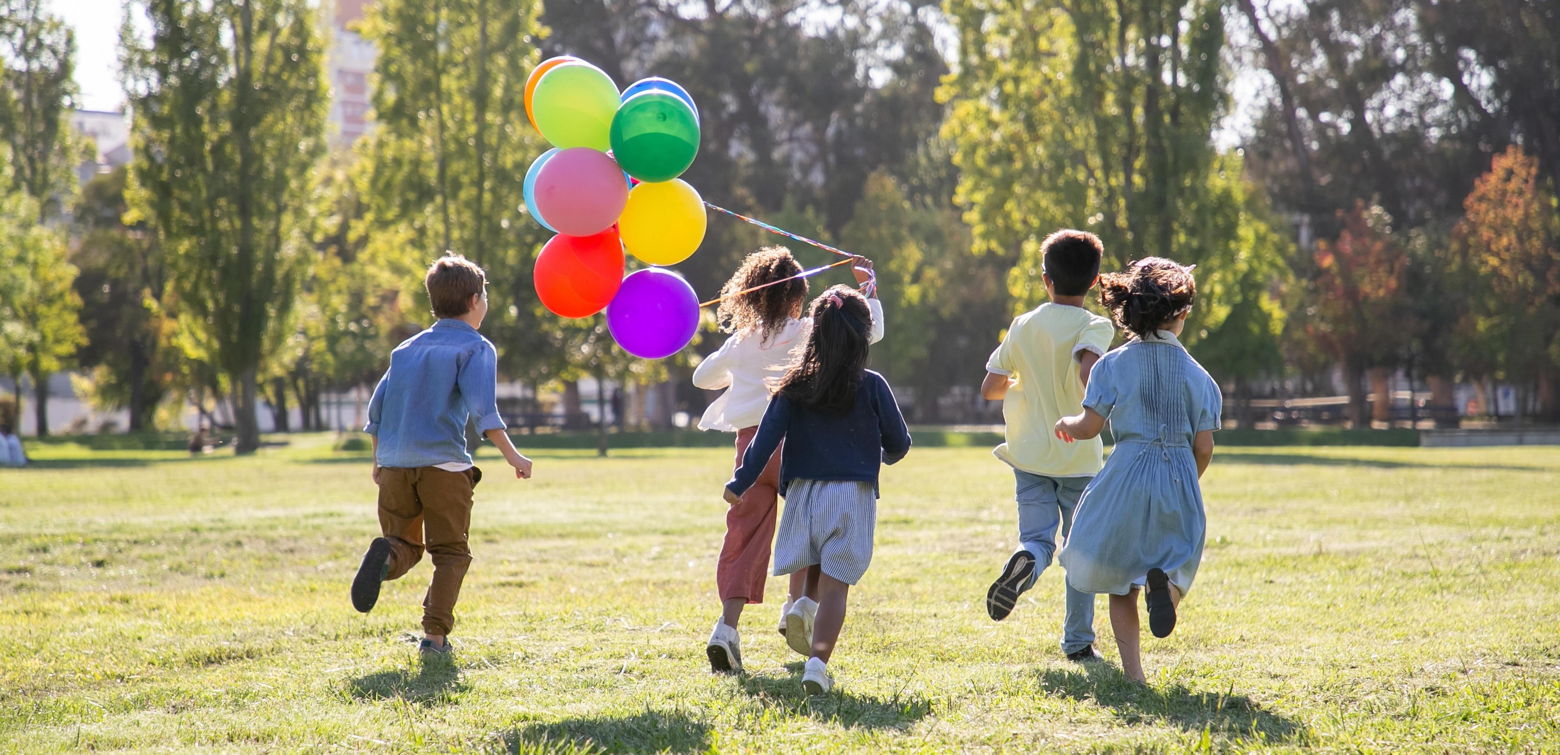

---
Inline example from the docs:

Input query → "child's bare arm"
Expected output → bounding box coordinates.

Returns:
[1193,430,1214,478]
[484,428,534,479]
[371,435,380,484]
[981,371,1012,400]
[1055,408,1107,442]
[1078,351,1101,388]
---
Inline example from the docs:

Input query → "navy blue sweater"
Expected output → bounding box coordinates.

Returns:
[727,370,912,498]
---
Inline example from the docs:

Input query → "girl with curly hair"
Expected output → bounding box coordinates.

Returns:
[694,247,883,674]
[1054,257,1223,684]
[723,285,910,694]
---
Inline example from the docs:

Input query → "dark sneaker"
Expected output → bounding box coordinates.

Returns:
[1145,568,1176,638]
[986,550,1037,621]
[419,638,455,655]
[351,537,392,613]
[1065,645,1102,662]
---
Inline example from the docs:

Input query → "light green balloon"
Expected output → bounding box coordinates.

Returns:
[532,63,619,151]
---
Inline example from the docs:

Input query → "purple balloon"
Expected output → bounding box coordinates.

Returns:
[607,268,700,359]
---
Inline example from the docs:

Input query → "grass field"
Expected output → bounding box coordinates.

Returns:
[2,435,1557,753]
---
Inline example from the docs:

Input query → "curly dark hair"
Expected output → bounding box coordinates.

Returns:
[777,285,872,414]
[1098,257,1197,340]
[715,246,808,343]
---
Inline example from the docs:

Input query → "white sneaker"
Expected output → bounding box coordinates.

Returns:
[777,600,792,637]
[801,657,833,695]
[784,597,818,657]
[706,621,742,674]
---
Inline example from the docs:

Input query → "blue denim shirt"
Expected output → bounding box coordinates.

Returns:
[364,319,506,468]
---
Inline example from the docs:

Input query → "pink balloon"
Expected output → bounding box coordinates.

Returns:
[533,148,629,236]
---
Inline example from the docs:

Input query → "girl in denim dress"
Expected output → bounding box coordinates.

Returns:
[1054,258,1221,684]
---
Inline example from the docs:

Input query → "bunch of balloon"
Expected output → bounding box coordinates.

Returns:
[523,57,706,360]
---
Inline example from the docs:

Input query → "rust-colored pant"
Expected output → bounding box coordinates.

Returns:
[377,466,480,636]
[717,427,783,604]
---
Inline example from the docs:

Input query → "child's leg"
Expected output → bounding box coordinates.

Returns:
[715,428,783,628]
[809,570,850,663]
[1056,477,1097,654]
[1109,588,1144,683]
[1014,472,1064,573]
[376,468,426,578]
[790,565,821,601]
[415,467,476,641]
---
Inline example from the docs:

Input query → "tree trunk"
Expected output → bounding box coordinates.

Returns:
[562,380,583,429]
[595,371,609,458]
[1426,374,1458,429]
[234,368,261,454]
[269,377,291,432]
[30,369,50,437]
[1343,360,1367,428]
[1537,369,1557,422]
[1368,367,1392,426]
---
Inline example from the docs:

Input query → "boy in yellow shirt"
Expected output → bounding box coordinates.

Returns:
[980,229,1114,661]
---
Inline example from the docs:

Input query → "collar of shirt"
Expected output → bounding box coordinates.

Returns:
[431,318,478,334]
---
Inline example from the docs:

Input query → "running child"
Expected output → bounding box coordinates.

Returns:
[1055,257,1221,683]
[351,254,534,656]
[980,229,1114,661]
[694,246,882,673]
[724,285,911,694]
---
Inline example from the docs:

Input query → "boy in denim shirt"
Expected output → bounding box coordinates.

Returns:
[352,254,533,655]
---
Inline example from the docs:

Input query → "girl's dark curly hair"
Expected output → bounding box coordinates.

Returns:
[777,285,872,414]
[716,246,808,344]
[1098,257,1198,340]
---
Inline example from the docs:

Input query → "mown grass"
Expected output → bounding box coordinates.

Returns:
[1,435,1556,753]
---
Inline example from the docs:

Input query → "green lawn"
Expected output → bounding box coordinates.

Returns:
[2,436,1557,753]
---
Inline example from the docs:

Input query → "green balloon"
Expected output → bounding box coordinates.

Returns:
[610,91,701,183]
[532,63,619,151]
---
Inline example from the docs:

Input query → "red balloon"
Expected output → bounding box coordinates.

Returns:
[534,229,625,318]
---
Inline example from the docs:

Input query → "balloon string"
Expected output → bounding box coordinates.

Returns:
[702,201,856,258]
[699,257,855,308]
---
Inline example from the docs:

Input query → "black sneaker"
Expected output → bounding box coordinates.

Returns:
[351,537,393,613]
[985,550,1037,621]
[1065,645,1102,662]
[1145,568,1176,638]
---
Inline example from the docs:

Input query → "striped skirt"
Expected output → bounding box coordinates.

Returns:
[772,479,877,585]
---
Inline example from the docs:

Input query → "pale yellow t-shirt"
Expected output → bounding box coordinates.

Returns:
[986,303,1116,477]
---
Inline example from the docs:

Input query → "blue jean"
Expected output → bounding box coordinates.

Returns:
[1014,470,1096,654]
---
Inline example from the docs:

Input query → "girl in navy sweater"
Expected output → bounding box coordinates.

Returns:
[725,285,912,694]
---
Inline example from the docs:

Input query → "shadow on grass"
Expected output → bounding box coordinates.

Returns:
[1215,451,1543,472]
[1038,664,1308,744]
[500,711,711,754]
[348,658,467,706]
[731,663,932,731]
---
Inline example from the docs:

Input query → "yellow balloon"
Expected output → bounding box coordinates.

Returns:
[618,179,707,266]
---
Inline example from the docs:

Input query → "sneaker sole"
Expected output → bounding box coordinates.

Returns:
[1145,568,1176,638]
[784,611,812,657]
[351,538,392,613]
[706,643,740,674]
[802,678,829,695]
[986,551,1037,621]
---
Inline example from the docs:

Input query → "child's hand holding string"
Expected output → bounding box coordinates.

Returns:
[851,256,877,297]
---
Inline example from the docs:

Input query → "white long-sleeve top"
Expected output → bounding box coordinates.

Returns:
[692,298,885,432]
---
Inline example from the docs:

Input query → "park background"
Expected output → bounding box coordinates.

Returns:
[1,2,1558,753]
[0,0,1556,451]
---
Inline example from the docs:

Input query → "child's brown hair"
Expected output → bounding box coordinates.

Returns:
[1098,257,1197,340]
[715,246,807,343]
[425,254,486,318]
[1041,229,1104,296]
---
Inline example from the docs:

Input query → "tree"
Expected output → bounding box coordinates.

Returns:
[0,0,77,223]
[70,167,172,432]
[356,0,552,384]
[1453,146,1560,419]
[123,0,328,453]
[1305,203,1416,426]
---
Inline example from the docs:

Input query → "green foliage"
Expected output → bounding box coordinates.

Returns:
[123,0,328,452]
[0,187,83,434]
[0,0,78,221]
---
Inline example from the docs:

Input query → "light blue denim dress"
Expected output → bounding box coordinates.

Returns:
[1059,331,1222,596]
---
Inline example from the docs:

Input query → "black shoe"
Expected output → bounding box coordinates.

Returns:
[418,638,455,656]
[1065,645,1102,662]
[351,537,392,613]
[1145,568,1176,638]
[986,550,1037,621]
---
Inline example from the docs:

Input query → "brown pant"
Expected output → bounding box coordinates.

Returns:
[716,426,783,604]
[377,466,479,636]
